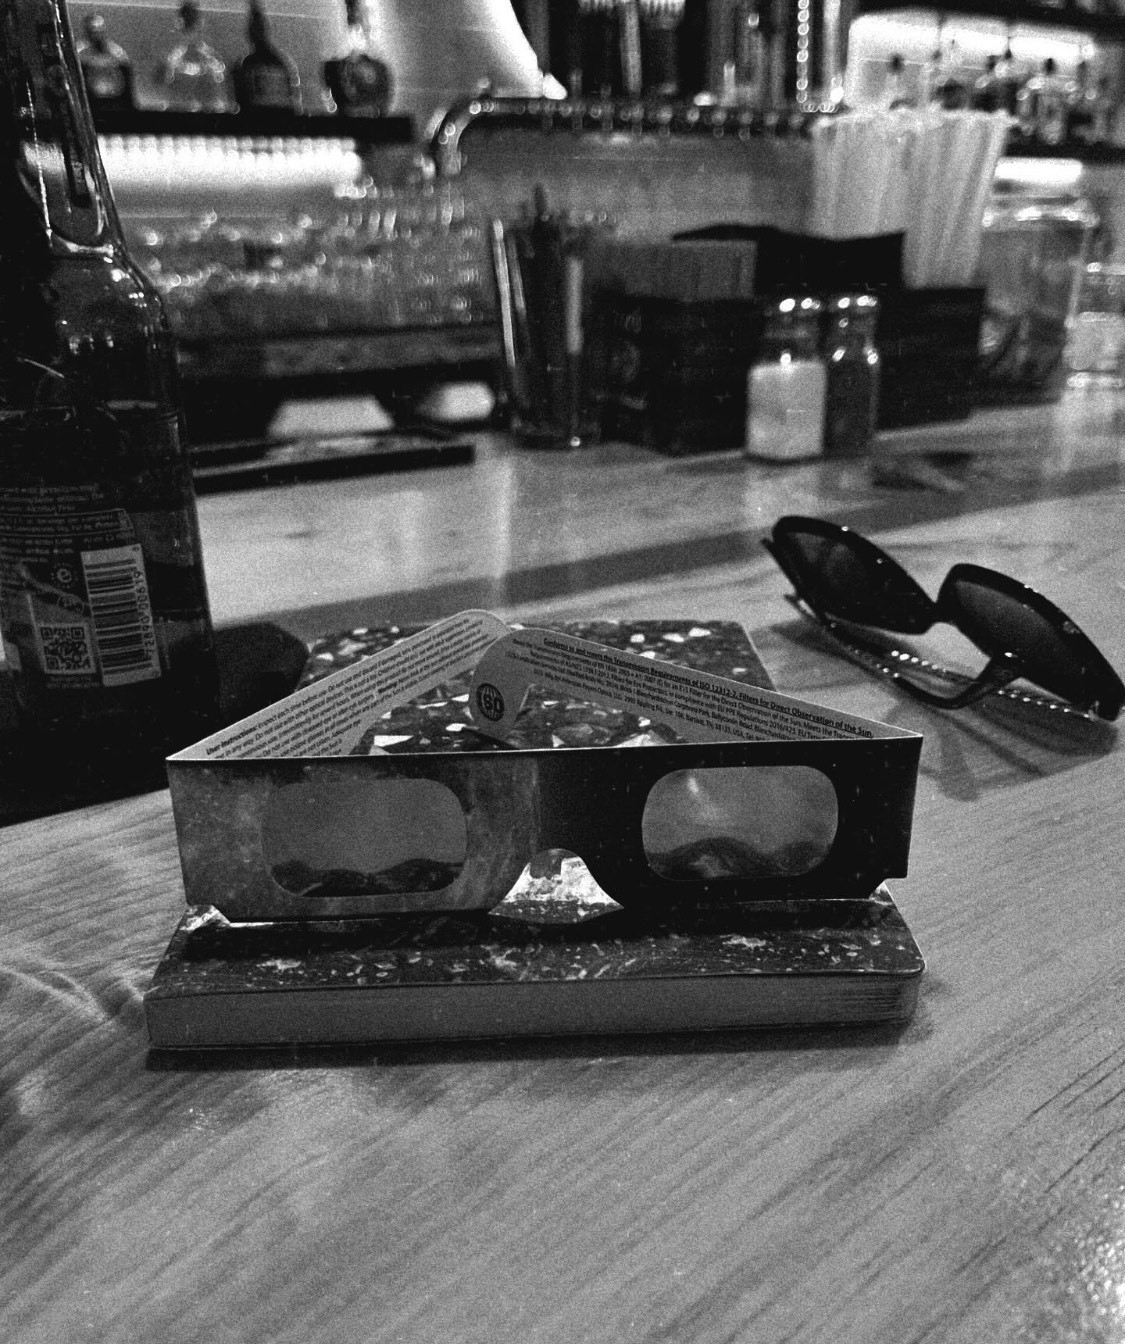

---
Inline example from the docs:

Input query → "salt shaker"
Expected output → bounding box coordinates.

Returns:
[822,293,881,458]
[744,297,826,462]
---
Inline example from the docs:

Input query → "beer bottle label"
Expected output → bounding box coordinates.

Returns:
[0,405,205,691]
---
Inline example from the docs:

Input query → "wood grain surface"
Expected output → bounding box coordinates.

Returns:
[3,391,1124,1344]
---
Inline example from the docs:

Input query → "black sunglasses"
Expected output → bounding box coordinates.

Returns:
[763,516,1124,722]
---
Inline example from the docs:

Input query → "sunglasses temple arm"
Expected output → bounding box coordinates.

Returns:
[783,597,1029,707]
[919,655,1021,709]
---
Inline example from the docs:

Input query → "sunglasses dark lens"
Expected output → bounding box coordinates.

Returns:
[775,525,936,631]
[944,573,1107,709]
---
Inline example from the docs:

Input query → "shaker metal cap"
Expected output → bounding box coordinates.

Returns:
[767,296,823,320]
[828,293,880,313]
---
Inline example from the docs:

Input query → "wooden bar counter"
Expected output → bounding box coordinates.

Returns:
[3,389,1125,1344]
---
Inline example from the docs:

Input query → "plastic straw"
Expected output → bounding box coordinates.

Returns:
[809,109,1008,283]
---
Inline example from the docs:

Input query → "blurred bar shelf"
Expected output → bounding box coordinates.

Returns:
[1005,138,1125,161]
[91,107,415,145]
[176,326,499,447]
[177,327,498,384]
[853,0,1125,39]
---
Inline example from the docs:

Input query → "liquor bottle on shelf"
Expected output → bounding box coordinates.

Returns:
[974,34,1022,116]
[971,54,1000,110]
[76,12,135,114]
[928,29,969,110]
[323,0,394,118]
[233,0,302,115]
[0,0,219,768]
[1017,57,1072,148]
[1091,75,1118,146]
[882,52,913,109]
[920,28,942,105]
[155,0,233,113]
[1068,59,1101,146]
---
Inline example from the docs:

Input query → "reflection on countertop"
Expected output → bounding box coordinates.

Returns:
[197,386,1125,650]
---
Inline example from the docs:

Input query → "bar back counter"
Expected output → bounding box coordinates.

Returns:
[3,387,1124,1344]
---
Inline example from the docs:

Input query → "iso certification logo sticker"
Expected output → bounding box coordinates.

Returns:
[475,682,505,722]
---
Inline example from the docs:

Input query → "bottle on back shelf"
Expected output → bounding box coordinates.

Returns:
[1091,74,1118,146]
[929,29,969,110]
[882,52,913,109]
[234,0,302,115]
[323,0,394,118]
[920,27,943,106]
[1017,57,1072,148]
[0,0,219,766]
[76,12,135,114]
[155,0,233,113]
[1067,58,1101,146]
[971,54,1000,111]
[975,35,1022,117]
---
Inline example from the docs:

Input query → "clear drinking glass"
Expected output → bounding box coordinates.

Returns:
[1066,262,1125,388]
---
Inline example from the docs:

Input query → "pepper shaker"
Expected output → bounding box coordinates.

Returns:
[822,293,881,458]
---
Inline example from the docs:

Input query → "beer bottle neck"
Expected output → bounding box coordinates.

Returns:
[0,0,123,254]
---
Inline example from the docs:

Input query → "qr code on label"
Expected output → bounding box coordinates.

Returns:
[40,623,95,674]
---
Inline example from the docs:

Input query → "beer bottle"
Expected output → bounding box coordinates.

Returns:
[0,0,219,774]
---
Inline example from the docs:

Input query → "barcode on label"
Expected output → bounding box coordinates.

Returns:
[81,544,161,686]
